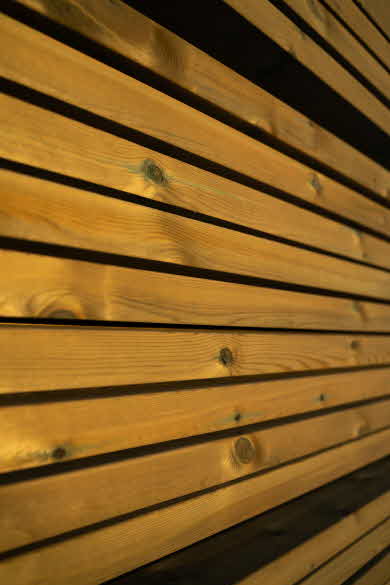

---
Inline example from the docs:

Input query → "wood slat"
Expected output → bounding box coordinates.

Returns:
[325,0,390,71]
[1,24,390,238]
[238,497,390,584]
[2,364,390,472]
[2,325,390,393]
[357,0,390,41]
[282,0,390,101]
[2,171,390,298]
[9,1,390,199]
[224,0,390,134]
[2,401,390,552]
[299,518,390,585]
[2,248,390,331]
[1,430,389,585]
[351,553,390,585]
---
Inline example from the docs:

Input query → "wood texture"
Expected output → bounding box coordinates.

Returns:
[357,0,390,40]
[2,249,390,330]
[2,365,390,472]
[1,430,389,585]
[351,553,390,585]
[282,0,390,100]
[325,0,390,70]
[2,171,390,296]
[11,1,390,199]
[224,0,390,133]
[2,401,390,552]
[236,492,390,584]
[3,325,390,393]
[1,31,390,238]
[299,518,390,585]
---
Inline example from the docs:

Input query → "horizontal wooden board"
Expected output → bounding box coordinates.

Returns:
[2,249,390,331]
[325,0,390,71]
[2,401,390,552]
[225,0,390,134]
[299,517,390,585]
[1,27,390,238]
[11,1,390,199]
[3,324,390,393]
[2,171,390,297]
[282,0,390,101]
[1,429,389,585]
[351,553,390,585]
[2,366,390,472]
[239,501,390,584]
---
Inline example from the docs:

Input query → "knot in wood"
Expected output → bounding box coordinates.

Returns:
[219,347,233,366]
[234,437,256,464]
[142,159,166,185]
[309,172,322,195]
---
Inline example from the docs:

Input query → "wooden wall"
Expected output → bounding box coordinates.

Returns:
[0,1,389,583]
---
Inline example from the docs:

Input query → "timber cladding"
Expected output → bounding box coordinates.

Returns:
[0,1,389,584]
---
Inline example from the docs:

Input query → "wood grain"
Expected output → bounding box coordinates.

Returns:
[351,553,390,585]
[2,400,389,552]
[1,429,389,585]
[225,0,390,133]
[325,0,390,71]
[11,1,390,199]
[1,27,390,237]
[299,517,390,585]
[238,494,390,584]
[2,171,390,296]
[2,365,390,472]
[2,324,390,393]
[357,0,390,40]
[283,0,390,100]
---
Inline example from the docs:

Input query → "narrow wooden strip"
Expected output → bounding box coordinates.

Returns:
[2,171,390,298]
[2,366,390,472]
[356,0,390,41]
[2,401,390,552]
[1,430,389,585]
[1,26,390,238]
[224,0,390,133]
[2,324,390,393]
[2,248,390,331]
[298,518,390,585]
[238,494,390,584]
[351,553,390,585]
[325,0,390,71]
[282,0,390,100]
[11,1,390,199]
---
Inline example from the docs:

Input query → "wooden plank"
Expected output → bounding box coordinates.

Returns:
[282,0,390,100]
[357,0,390,40]
[237,498,390,584]
[325,0,390,71]
[2,401,390,552]
[10,1,390,200]
[2,365,390,472]
[0,430,389,585]
[2,171,390,298]
[2,248,390,331]
[3,325,390,393]
[224,0,390,134]
[298,518,390,585]
[1,29,390,237]
[351,553,390,585]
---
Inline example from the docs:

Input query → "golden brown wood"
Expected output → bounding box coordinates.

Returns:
[1,430,389,585]
[11,1,390,199]
[283,0,390,100]
[2,364,390,472]
[2,400,389,552]
[2,170,390,297]
[225,0,390,133]
[1,24,390,236]
[237,492,390,584]
[2,249,390,330]
[3,324,390,393]
[352,553,390,585]
[238,497,390,584]
[357,0,390,40]
[325,0,390,71]
[299,517,390,585]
